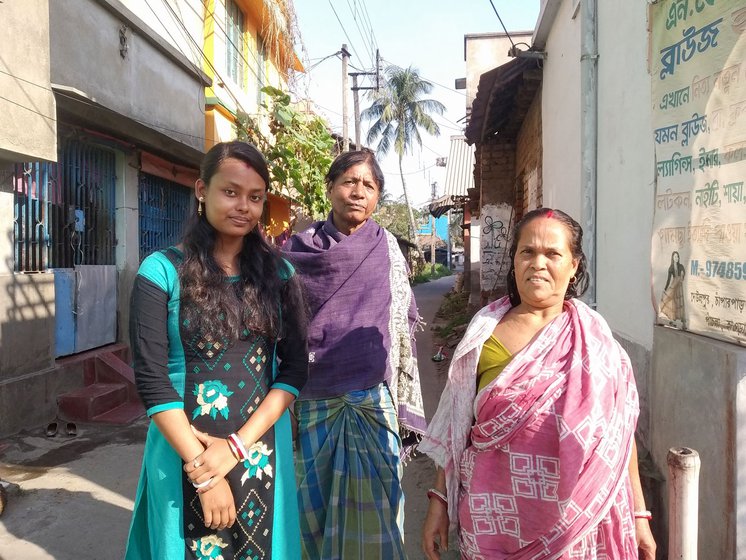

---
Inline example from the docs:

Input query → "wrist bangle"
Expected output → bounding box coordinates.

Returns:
[427,488,447,506]
[226,437,240,461]
[228,433,249,462]
[192,476,213,489]
[634,510,652,520]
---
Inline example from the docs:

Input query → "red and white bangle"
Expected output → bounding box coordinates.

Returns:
[634,510,652,520]
[427,488,448,506]
[228,433,249,462]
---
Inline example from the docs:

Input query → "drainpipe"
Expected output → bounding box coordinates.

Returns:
[581,0,599,307]
[667,447,700,560]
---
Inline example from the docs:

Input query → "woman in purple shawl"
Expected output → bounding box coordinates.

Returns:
[283,150,427,559]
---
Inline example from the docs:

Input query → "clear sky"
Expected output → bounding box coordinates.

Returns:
[291,0,540,207]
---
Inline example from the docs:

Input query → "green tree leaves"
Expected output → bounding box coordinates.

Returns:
[235,87,334,219]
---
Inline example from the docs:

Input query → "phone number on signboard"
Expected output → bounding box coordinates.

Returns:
[690,260,746,280]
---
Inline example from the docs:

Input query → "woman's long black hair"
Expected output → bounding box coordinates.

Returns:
[180,141,305,342]
[506,208,590,307]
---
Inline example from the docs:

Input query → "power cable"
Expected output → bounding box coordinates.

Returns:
[344,0,375,68]
[152,0,257,121]
[0,93,56,122]
[0,68,53,91]
[357,0,379,56]
[306,50,343,72]
[327,0,365,66]
[487,0,517,49]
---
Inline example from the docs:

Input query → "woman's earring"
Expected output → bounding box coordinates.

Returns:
[198,197,204,217]
[569,275,577,285]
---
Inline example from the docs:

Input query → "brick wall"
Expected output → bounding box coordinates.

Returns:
[516,90,543,218]
[475,138,516,211]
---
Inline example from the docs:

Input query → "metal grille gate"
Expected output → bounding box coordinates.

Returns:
[138,173,192,261]
[13,138,117,272]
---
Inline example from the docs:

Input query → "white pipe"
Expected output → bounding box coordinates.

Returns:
[581,0,599,307]
[667,447,701,560]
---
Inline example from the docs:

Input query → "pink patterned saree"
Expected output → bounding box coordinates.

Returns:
[419,297,639,559]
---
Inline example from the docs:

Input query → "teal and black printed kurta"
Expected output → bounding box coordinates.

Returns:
[125,247,307,560]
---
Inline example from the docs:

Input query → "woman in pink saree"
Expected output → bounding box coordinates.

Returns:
[420,208,655,559]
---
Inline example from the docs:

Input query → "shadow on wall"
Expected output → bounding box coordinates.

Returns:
[0,218,57,436]
[0,224,55,379]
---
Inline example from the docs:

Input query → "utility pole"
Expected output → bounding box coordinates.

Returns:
[349,51,380,150]
[430,181,438,275]
[352,74,361,149]
[341,44,350,152]
[447,208,452,271]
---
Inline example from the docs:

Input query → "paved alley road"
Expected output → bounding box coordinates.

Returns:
[0,274,459,560]
[404,274,460,560]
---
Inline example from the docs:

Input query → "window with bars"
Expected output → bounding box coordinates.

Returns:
[12,139,117,272]
[138,173,193,261]
[225,0,245,89]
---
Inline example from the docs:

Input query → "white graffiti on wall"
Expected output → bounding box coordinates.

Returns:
[480,203,513,293]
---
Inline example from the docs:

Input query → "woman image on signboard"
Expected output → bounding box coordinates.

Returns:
[659,250,685,327]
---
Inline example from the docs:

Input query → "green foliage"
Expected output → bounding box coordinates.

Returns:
[362,65,447,240]
[372,201,411,240]
[450,209,464,249]
[362,66,446,159]
[433,290,473,338]
[412,263,452,285]
[235,86,334,219]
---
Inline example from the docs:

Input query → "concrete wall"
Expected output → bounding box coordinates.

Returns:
[50,0,205,152]
[464,32,533,110]
[120,0,204,68]
[596,1,655,351]
[0,269,87,436]
[0,273,55,380]
[0,0,57,162]
[115,151,141,345]
[595,0,657,454]
[651,326,746,559]
[0,176,14,276]
[207,0,292,121]
[540,0,581,219]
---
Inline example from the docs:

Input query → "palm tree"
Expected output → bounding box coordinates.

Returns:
[362,65,446,241]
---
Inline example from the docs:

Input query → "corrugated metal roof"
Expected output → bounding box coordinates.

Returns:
[443,135,474,198]
[429,136,474,218]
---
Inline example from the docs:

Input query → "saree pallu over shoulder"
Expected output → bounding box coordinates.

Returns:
[283,218,426,456]
[419,297,640,559]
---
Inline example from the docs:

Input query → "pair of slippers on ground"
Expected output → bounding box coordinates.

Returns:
[45,421,77,437]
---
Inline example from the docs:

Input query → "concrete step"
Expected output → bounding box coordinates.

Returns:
[57,383,128,422]
[94,352,137,401]
[92,401,145,425]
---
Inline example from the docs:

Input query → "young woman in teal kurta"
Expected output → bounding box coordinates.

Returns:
[125,141,308,560]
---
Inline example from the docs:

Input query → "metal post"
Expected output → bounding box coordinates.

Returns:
[668,447,700,560]
[352,74,361,150]
[431,181,437,275]
[447,208,452,270]
[341,44,350,152]
[581,0,598,307]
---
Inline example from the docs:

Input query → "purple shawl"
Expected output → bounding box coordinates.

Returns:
[283,217,427,449]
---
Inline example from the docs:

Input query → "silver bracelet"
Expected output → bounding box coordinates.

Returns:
[192,477,214,489]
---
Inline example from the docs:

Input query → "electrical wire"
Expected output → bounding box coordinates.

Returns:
[357,0,380,57]
[0,68,53,91]
[344,0,375,69]
[143,0,206,80]
[487,0,517,49]
[148,0,247,112]
[305,50,343,72]
[327,0,365,67]
[381,58,466,97]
